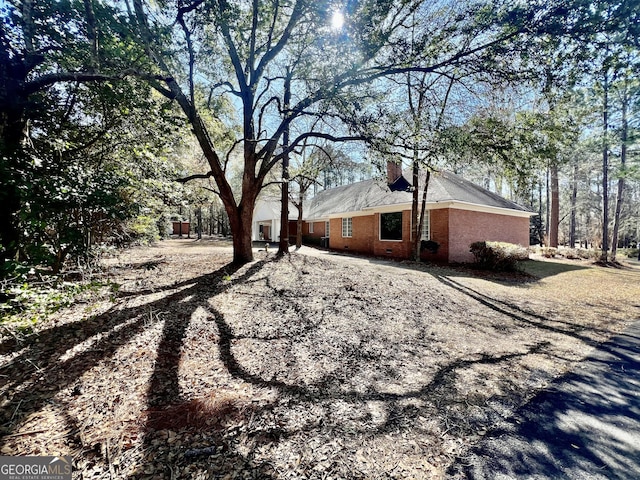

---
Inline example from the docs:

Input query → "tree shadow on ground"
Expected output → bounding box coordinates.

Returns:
[1,252,613,478]
[448,322,640,480]
[519,259,589,279]
[304,246,593,283]
[429,274,610,347]
[0,259,277,478]
[430,271,640,478]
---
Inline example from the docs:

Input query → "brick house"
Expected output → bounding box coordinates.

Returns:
[302,167,535,263]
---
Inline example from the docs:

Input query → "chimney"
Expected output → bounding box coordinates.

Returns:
[386,160,402,184]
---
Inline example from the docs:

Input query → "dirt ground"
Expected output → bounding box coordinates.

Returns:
[1,238,639,479]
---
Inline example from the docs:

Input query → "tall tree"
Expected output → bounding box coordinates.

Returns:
[0,0,157,268]
[277,68,292,256]
[127,0,594,264]
[611,67,639,261]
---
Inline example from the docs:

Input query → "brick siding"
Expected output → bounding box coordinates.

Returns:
[317,207,529,263]
[447,209,530,263]
[303,221,327,238]
[372,211,413,258]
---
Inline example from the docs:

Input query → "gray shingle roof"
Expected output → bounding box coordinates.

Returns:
[305,170,531,220]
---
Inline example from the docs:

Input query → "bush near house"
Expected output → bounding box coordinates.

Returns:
[559,248,598,260]
[470,241,529,271]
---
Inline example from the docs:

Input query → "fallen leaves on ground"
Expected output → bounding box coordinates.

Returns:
[1,239,638,479]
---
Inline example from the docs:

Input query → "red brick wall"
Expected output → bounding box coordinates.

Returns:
[328,216,375,254]
[304,221,327,238]
[447,209,530,263]
[421,209,449,262]
[326,211,415,259]
[372,211,413,258]
[324,208,529,263]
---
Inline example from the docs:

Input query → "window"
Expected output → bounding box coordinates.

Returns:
[309,222,314,233]
[325,221,330,237]
[342,217,352,237]
[380,212,403,241]
[421,211,430,240]
[413,211,431,240]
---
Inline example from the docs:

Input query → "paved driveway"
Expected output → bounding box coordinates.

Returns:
[450,321,640,479]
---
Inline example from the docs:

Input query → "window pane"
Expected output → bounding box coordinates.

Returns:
[380,212,403,240]
[421,211,430,240]
[325,221,330,237]
[342,217,352,237]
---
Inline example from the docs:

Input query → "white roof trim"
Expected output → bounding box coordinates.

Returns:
[305,201,534,220]
[431,200,536,217]
[362,202,412,213]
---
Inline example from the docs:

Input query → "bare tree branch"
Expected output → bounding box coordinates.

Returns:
[176,171,214,183]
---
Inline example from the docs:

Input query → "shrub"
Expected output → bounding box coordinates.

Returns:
[541,247,557,258]
[561,248,597,260]
[0,274,108,332]
[470,241,529,271]
[301,235,322,247]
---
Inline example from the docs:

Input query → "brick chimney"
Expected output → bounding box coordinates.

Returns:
[386,160,402,184]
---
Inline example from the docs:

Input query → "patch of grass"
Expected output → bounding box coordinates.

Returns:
[520,259,589,279]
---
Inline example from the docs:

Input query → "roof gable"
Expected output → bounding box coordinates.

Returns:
[254,198,299,221]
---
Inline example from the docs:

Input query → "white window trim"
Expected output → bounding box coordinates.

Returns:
[342,217,352,238]
[418,210,431,240]
[309,222,314,233]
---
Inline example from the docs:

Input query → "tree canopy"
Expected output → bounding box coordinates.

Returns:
[1,0,639,272]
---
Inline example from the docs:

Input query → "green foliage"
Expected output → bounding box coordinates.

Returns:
[0,73,191,274]
[128,215,159,244]
[470,241,529,271]
[0,273,112,331]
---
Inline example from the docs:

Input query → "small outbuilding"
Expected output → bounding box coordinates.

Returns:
[172,221,190,236]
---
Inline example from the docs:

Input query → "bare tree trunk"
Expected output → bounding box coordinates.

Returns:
[569,160,578,247]
[538,179,544,245]
[278,70,291,256]
[197,207,202,240]
[545,166,550,245]
[296,192,303,249]
[601,68,610,262]
[611,77,628,262]
[229,205,255,265]
[209,204,214,235]
[411,147,420,261]
[417,169,431,260]
[549,160,559,248]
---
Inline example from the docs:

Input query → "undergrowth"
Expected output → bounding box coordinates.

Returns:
[0,265,118,334]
